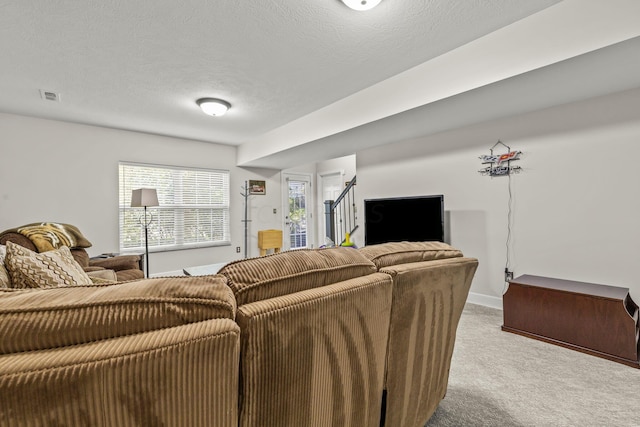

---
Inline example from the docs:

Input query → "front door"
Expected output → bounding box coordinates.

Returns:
[282,173,313,250]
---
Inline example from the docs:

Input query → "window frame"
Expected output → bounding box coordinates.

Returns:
[118,161,231,253]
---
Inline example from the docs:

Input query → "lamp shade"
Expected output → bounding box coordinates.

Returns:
[131,188,159,207]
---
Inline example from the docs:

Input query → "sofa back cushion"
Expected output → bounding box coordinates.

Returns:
[218,247,377,305]
[71,248,90,267]
[359,241,463,269]
[0,275,236,354]
[0,232,37,252]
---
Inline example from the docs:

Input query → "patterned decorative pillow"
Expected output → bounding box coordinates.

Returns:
[0,245,10,288]
[4,241,93,289]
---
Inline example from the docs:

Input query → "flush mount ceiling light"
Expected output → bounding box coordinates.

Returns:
[340,0,381,11]
[196,98,231,116]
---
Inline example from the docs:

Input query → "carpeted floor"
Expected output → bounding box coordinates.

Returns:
[425,303,640,427]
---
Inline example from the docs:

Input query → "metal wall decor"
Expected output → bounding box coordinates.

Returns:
[479,141,522,177]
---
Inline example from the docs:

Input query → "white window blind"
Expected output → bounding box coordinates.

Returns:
[119,162,230,251]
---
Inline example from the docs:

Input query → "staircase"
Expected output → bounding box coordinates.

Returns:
[324,176,358,246]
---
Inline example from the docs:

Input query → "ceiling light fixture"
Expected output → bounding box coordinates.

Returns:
[196,98,231,116]
[340,0,381,11]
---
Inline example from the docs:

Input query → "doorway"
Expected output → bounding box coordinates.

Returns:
[282,173,314,250]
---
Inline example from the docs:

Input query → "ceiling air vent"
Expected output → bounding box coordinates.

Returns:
[39,90,60,102]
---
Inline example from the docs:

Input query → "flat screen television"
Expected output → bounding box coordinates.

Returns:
[364,195,444,245]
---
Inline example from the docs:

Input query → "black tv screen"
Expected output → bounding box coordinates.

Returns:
[364,195,444,245]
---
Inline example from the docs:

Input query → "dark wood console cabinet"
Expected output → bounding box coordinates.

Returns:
[502,274,639,368]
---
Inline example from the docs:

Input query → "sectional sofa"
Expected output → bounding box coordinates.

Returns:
[0,241,477,427]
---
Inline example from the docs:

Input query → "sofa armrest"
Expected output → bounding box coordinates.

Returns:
[89,254,142,272]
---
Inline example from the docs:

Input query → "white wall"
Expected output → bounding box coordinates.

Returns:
[355,89,640,305]
[0,113,282,275]
[316,155,356,180]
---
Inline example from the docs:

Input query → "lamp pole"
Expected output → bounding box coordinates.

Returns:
[144,206,150,278]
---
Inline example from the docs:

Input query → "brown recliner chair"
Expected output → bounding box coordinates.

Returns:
[0,223,143,282]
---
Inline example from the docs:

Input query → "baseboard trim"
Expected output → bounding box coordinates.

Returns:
[151,270,185,277]
[467,292,503,310]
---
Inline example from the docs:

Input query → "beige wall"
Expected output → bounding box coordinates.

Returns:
[0,113,282,275]
[356,89,640,306]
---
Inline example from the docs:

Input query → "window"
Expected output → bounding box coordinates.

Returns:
[119,162,230,252]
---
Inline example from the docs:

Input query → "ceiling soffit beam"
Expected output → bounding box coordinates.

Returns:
[241,36,640,169]
[236,0,640,168]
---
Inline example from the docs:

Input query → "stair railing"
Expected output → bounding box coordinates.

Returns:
[324,176,358,246]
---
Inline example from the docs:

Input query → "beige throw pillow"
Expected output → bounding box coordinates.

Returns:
[5,241,93,289]
[0,245,10,288]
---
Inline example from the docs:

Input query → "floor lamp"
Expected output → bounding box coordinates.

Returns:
[131,188,159,278]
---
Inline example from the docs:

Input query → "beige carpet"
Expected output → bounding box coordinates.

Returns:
[426,303,640,427]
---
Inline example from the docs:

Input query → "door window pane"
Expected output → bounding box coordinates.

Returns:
[288,180,308,249]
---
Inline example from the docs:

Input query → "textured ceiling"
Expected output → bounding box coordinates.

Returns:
[237,0,640,167]
[0,0,561,147]
[3,0,639,170]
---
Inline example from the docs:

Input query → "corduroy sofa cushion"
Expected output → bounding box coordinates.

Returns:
[218,247,377,305]
[359,241,463,269]
[0,275,236,354]
[0,318,241,427]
